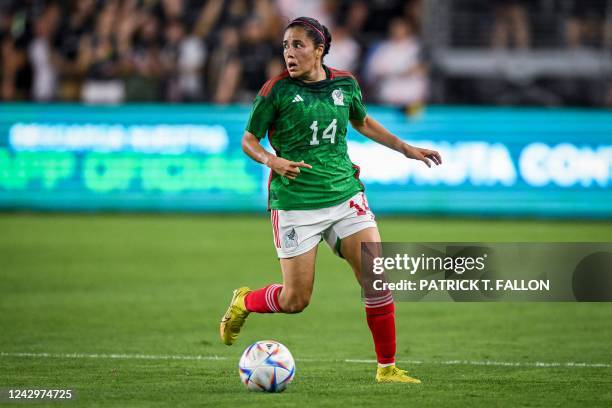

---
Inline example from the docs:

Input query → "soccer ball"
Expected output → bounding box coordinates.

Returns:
[238,340,295,392]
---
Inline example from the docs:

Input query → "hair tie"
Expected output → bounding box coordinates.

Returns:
[290,18,326,45]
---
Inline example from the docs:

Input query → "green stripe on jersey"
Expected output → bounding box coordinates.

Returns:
[246,66,367,210]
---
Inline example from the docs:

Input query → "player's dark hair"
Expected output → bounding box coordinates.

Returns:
[285,17,332,59]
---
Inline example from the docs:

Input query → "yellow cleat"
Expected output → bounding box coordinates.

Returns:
[219,287,251,346]
[376,365,422,384]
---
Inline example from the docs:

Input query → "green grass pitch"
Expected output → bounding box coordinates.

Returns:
[1,214,611,407]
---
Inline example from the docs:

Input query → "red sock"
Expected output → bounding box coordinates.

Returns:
[365,293,396,365]
[244,284,283,313]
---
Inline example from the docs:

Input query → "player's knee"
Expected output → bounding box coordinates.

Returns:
[284,300,309,313]
[280,294,310,313]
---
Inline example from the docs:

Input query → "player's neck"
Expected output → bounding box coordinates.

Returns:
[300,64,326,83]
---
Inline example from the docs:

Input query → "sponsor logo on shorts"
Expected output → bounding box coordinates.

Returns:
[283,228,299,249]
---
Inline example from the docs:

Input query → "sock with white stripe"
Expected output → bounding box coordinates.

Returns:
[365,293,396,366]
[244,284,283,313]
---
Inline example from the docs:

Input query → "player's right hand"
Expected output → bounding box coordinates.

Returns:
[269,157,312,180]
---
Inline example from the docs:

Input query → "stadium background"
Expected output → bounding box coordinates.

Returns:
[1,0,612,406]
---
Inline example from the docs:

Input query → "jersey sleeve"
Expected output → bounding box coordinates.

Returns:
[245,93,276,140]
[349,78,367,122]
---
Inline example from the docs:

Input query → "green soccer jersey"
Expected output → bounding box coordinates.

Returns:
[246,66,367,210]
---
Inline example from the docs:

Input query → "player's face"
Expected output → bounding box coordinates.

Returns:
[283,27,323,79]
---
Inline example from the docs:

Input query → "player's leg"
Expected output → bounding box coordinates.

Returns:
[220,208,324,345]
[241,245,317,314]
[340,227,396,363]
[243,206,321,314]
[340,227,421,384]
[278,246,317,313]
[322,192,420,383]
[219,245,317,345]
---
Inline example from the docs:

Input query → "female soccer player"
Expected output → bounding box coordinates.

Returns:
[220,16,441,384]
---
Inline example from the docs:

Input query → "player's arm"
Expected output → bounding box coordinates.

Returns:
[241,131,312,180]
[350,116,442,168]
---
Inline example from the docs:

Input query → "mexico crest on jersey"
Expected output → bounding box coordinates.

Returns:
[332,89,344,106]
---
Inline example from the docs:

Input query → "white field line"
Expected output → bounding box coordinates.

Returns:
[1,352,611,369]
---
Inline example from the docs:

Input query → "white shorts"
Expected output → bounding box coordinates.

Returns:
[270,192,377,259]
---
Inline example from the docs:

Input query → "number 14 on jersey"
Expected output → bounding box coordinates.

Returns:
[309,119,337,145]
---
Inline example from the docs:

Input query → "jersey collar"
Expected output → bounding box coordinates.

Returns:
[289,65,332,89]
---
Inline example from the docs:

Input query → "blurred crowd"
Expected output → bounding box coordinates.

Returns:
[453,0,612,49]
[0,0,426,106]
[1,0,611,107]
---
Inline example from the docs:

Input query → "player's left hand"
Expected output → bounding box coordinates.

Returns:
[402,144,442,168]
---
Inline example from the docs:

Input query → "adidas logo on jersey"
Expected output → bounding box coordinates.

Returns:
[292,94,304,103]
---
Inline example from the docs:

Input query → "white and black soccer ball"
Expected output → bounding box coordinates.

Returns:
[238,340,295,392]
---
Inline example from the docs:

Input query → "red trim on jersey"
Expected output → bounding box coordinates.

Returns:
[329,67,356,80]
[352,164,365,190]
[267,170,274,210]
[266,125,277,211]
[268,124,277,151]
[259,70,290,97]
